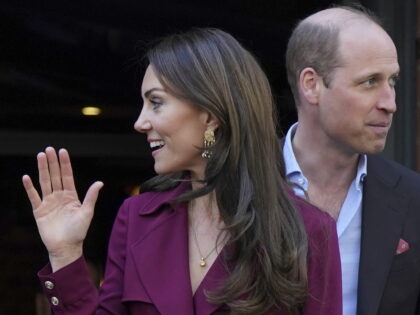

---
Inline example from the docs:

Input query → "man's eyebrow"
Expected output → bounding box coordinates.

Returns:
[144,88,165,98]
[355,71,396,81]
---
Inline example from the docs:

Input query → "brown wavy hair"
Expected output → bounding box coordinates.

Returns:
[141,28,308,314]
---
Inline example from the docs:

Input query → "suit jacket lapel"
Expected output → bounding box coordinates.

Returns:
[357,155,409,315]
[130,199,195,315]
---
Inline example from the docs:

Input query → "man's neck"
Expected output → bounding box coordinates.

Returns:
[293,123,359,188]
[292,124,360,219]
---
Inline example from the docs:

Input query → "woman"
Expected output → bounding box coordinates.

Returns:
[22,28,341,314]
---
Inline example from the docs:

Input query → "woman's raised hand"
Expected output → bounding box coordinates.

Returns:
[22,147,103,271]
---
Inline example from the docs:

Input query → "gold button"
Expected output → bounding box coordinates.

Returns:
[51,296,59,306]
[44,281,54,290]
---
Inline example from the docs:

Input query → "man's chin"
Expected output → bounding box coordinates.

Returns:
[362,142,387,155]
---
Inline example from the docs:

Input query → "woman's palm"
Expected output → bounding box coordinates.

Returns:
[22,147,103,257]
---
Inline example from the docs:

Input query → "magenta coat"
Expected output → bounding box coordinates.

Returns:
[38,182,342,314]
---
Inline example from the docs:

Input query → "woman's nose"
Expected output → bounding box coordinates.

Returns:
[133,108,151,133]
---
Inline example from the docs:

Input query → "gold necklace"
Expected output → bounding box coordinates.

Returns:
[189,199,222,268]
[192,223,218,267]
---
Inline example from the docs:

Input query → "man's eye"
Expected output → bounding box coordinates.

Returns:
[390,75,399,87]
[364,78,376,86]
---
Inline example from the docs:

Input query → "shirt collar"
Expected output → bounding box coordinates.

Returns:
[283,122,302,177]
[355,154,367,191]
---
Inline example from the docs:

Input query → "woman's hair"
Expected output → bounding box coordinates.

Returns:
[141,28,308,314]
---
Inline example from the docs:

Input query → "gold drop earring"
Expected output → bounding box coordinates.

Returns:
[202,129,215,159]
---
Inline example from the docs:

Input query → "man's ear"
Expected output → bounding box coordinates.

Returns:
[299,67,323,105]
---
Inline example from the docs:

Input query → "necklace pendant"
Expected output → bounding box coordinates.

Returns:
[199,257,206,267]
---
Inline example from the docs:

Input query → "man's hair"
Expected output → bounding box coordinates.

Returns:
[285,4,383,105]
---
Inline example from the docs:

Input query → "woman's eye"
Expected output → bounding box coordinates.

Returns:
[150,98,162,109]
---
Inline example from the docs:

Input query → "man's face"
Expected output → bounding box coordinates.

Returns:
[317,23,400,155]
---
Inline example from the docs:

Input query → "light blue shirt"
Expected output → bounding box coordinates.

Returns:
[283,123,367,315]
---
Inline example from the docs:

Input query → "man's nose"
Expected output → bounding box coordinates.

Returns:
[378,85,397,114]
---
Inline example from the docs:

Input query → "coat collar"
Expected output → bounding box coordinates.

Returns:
[137,180,191,215]
[357,154,409,315]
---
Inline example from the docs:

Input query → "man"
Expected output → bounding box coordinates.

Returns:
[284,5,420,315]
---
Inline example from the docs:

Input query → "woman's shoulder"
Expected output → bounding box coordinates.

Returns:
[120,180,190,215]
[109,181,190,236]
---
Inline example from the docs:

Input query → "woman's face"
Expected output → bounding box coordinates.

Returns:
[134,65,214,179]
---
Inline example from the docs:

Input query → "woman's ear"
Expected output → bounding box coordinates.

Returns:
[299,67,323,105]
[200,110,219,131]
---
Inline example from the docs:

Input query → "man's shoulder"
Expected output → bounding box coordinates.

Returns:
[367,154,420,187]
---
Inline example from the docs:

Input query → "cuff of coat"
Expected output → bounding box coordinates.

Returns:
[38,256,97,312]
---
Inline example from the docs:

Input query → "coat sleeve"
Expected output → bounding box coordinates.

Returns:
[301,209,343,315]
[37,200,131,314]
[38,256,99,314]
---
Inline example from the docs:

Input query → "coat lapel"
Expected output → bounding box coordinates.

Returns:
[123,181,195,315]
[193,247,231,315]
[126,181,233,314]
[130,201,194,315]
[357,155,410,315]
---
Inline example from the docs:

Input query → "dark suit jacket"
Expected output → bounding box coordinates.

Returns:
[357,154,420,315]
[38,181,342,315]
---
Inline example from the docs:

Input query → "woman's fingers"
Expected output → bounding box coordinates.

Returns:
[45,147,63,192]
[37,152,52,197]
[59,148,77,192]
[22,175,42,209]
[29,147,89,208]
[82,181,104,211]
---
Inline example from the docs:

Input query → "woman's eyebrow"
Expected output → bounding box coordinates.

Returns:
[144,87,165,98]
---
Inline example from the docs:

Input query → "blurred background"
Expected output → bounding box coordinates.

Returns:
[0,0,417,313]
